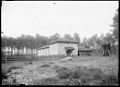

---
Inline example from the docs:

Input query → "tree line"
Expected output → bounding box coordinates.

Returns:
[1,33,81,55]
[1,9,118,55]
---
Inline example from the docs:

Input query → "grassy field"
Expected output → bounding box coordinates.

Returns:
[2,55,118,85]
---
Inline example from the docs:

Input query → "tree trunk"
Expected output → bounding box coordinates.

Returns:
[11,46,14,55]
[31,49,33,55]
[17,49,20,55]
[22,48,24,55]
[26,48,28,55]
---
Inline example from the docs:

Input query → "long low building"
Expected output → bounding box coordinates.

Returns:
[37,39,79,56]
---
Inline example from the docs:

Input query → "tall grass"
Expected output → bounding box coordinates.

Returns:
[55,66,119,85]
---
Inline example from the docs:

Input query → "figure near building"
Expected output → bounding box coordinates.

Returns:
[102,41,111,56]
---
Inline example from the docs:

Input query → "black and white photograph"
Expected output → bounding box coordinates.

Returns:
[1,1,119,85]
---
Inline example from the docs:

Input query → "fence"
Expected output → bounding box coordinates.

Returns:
[1,54,38,63]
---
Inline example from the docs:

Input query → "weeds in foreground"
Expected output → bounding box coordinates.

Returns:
[33,66,118,85]
[55,66,118,85]
[40,64,50,67]
[7,66,23,73]
[56,67,72,79]
[2,65,118,85]
[33,77,60,85]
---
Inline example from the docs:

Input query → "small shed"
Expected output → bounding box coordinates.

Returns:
[78,47,93,56]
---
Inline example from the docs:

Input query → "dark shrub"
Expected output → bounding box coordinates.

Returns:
[71,66,91,79]
[56,67,72,79]
[89,68,103,80]
[86,80,102,85]
[7,66,22,73]
[68,79,82,85]
[80,76,92,84]
[53,65,60,71]
[37,77,60,85]
[2,79,11,85]
[92,73,103,80]
[59,79,82,85]
[2,72,8,79]
[71,69,81,79]
[2,77,19,85]
[55,66,118,85]
[69,66,105,85]
[59,79,71,85]
[40,64,50,67]
[101,74,118,85]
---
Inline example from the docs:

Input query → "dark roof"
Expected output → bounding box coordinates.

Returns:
[78,48,92,51]
[38,39,78,50]
[49,39,78,44]
[38,45,49,50]
[65,47,75,50]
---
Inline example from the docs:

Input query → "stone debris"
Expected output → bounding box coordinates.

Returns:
[61,57,73,62]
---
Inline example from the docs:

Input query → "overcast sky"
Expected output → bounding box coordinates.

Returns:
[1,1,118,40]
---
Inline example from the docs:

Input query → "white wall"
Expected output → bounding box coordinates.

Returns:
[38,49,41,56]
[46,48,49,56]
[58,43,78,56]
[38,48,49,56]
[49,43,59,55]
[37,42,78,56]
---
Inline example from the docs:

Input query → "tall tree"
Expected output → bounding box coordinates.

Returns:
[64,34,73,40]
[87,34,102,49]
[49,33,60,42]
[99,33,105,41]
[82,37,89,48]
[40,35,49,46]
[110,9,119,54]
[73,33,81,47]
[104,33,115,44]
[1,36,7,48]
[35,33,42,48]
[111,9,119,41]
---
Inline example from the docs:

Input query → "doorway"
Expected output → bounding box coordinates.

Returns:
[65,47,75,56]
